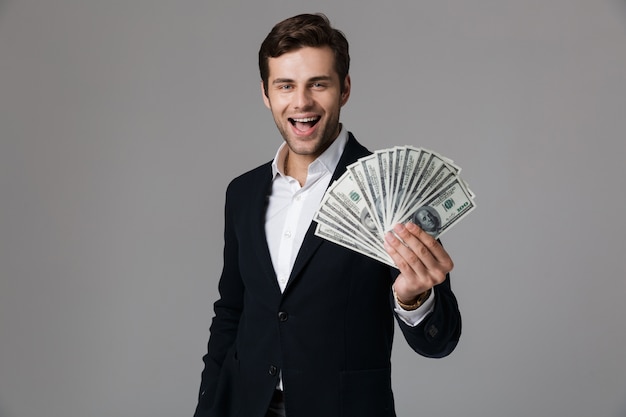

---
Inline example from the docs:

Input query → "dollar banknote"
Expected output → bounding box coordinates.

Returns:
[314,146,475,265]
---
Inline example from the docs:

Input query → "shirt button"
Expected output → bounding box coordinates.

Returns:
[284,230,292,238]
[268,365,278,376]
[278,311,288,322]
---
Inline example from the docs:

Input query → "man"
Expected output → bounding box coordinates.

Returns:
[194,13,461,417]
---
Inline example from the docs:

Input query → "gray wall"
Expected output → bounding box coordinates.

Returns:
[1,1,625,416]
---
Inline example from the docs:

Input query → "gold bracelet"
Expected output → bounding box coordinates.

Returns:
[394,288,432,311]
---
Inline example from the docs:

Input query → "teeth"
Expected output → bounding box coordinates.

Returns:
[292,117,318,122]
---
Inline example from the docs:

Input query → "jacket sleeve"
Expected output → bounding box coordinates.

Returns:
[394,272,461,358]
[194,184,244,416]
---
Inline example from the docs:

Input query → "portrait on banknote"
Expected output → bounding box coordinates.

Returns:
[410,205,441,236]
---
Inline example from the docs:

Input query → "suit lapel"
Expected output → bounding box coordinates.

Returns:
[247,163,283,293]
[285,133,371,292]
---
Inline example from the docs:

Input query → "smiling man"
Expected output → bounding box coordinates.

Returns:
[261,45,349,185]
[194,13,462,417]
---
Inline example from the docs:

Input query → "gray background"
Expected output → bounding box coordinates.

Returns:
[1,1,625,416]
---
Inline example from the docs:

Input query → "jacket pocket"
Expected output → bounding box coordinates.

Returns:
[209,348,241,416]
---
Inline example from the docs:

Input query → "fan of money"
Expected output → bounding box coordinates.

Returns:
[313,146,476,267]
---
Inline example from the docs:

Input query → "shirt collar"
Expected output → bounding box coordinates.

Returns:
[271,126,349,179]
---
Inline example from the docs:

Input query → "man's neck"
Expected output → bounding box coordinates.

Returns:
[284,151,311,187]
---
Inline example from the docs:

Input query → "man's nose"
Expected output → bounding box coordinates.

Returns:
[293,88,313,109]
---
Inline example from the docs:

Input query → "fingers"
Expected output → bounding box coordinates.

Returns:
[384,232,427,276]
[404,222,453,270]
[384,222,454,285]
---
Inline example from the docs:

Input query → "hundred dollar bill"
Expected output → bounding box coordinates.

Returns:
[400,176,476,239]
[346,160,385,234]
[395,154,461,225]
[393,147,430,223]
[397,151,453,220]
[314,195,386,257]
[314,209,389,262]
[389,146,407,217]
[319,171,385,237]
[376,148,394,226]
[462,178,476,200]
[314,222,394,267]
[354,155,387,231]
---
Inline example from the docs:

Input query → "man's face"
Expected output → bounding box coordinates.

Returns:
[416,209,437,231]
[262,46,350,164]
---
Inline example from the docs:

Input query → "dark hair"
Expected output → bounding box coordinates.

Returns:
[259,13,350,96]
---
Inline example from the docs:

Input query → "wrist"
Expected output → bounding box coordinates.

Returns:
[393,287,432,311]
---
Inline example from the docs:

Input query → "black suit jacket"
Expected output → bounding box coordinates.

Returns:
[194,134,461,417]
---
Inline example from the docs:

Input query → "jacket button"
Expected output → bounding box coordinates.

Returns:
[268,365,278,376]
[278,311,288,322]
[427,325,438,338]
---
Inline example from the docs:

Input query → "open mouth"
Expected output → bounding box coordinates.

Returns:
[289,116,320,132]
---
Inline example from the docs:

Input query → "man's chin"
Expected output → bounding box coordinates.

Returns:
[285,135,323,153]
[286,144,321,157]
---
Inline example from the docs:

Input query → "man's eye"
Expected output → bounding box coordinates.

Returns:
[312,83,326,89]
[279,85,292,90]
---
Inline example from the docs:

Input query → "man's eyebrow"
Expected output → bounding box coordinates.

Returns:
[271,78,294,85]
[271,75,334,85]
[308,76,333,82]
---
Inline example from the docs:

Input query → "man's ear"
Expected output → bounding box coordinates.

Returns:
[340,75,351,106]
[261,81,270,109]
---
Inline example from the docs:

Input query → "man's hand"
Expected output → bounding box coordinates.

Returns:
[384,222,454,304]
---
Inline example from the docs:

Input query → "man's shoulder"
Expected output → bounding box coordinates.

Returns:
[226,161,272,193]
[232,161,272,181]
[345,132,371,157]
[332,132,372,174]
